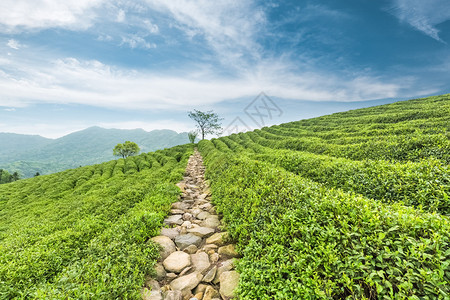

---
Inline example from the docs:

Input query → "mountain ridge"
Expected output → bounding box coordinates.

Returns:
[0,126,190,177]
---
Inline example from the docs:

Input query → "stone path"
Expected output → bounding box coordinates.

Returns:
[142,150,240,300]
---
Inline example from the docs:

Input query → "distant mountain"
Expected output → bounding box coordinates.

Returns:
[0,127,190,177]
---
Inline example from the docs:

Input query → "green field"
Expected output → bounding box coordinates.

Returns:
[0,145,193,299]
[0,94,449,299]
[199,94,449,299]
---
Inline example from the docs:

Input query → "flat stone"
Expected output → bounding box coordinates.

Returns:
[166,273,177,281]
[141,287,162,300]
[154,263,166,281]
[202,286,220,300]
[187,227,215,238]
[202,266,216,283]
[199,203,212,211]
[213,259,235,284]
[205,232,229,246]
[170,272,203,296]
[194,284,208,294]
[182,221,193,228]
[164,215,183,226]
[171,202,189,210]
[183,212,193,221]
[209,252,219,264]
[151,236,176,260]
[218,244,240,258]
[160,228,180,240]
[201,216,220,228]
[183,244,198,254]
[163,251,191,273]
[179,266,193,277]
[194,292,203,299]
[175,234,202,250]
[163,290,182,300]
[196,211,211,220]
[219,271,240,299]
[190,252,210,274]
[170,209,185,214]
[190,208,203,217]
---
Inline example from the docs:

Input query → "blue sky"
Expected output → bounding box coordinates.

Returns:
[0,0,449,138]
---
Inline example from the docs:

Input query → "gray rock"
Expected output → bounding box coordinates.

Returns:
[151,236,176,260]
[160,228,180,240]
[141,287,162,300]
[219,271,240,299]
[196,211,210,220]
[170,209,185,214]
[163,251,191,273]
[163,290,183,300]
[190,252,210,274]
[170,272,203,296]
[171,202,189,210]
[164,215,183,226]
[154,263,166,281]
[175,233,202,250]
[183,244,198,254]
[213,259,235,284]
[187,227,215,238]
[201,216,220,228]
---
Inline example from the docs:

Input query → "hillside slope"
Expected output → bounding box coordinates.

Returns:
[0,144,193,298]
[0,127,190,177]
[198,93,450,299]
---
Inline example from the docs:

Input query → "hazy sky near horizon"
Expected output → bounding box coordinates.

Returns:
[0,0,449,138]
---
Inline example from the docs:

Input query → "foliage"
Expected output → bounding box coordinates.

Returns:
[199,139,450,299]
[0,145,193,299]
[0,169,20,184]
[0,127,190,178]
[196,94,450,299]
[113,141,141,158]
[188,130,198,144]
[188,109,223,140]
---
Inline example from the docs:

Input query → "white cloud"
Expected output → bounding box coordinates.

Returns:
[145,0,265,67]
[120,35,156,49]
[117,9,126,22]
[0,55,425,114]
[3,108,16,111]
[7,39,21,50]
[0,0,105,32]
[388,0,450,42]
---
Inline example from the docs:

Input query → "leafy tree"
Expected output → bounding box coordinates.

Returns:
[113,141,141,159]
[188,131,198,144]
[188,109,223,140]
[11,172,20,181]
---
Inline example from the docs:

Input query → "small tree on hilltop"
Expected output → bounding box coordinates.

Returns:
[188,131,198,144]
[113,141,140,159]
[188,109,223,140]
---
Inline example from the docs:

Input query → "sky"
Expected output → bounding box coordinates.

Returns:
[0,0,449,138]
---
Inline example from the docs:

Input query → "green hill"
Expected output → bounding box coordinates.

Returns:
[0,94,449,299]
[0,127,190,178]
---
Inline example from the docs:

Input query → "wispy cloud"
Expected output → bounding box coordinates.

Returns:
[7,39,21,50]
[120,35,156,49]
[0,0,105,32]
[388,0,450,42]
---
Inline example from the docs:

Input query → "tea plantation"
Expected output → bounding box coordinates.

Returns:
[198,94,449,299]
[0,94,449,299]
[0,145,193,299]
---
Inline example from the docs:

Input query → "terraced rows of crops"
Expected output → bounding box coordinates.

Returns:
[0,145,193,299]
[198,94,450,299]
